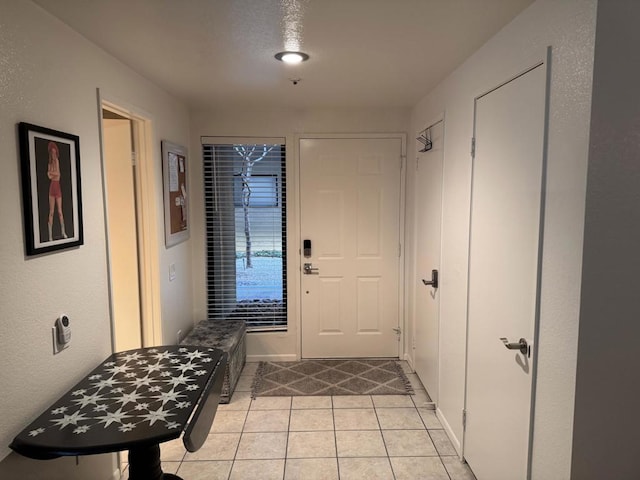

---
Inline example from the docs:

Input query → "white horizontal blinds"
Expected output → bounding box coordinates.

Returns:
[203,142,287,331]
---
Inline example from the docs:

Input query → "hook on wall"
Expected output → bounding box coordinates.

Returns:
[417,129,432,152]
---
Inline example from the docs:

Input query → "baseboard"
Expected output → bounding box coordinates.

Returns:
[247,353,298,362]
[403,352,416,372]
[437,406,463,459]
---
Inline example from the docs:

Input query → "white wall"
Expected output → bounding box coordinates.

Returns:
[190,108,409,359]
[571,1,640,478]
[405,0,596,477]
[0,1,191,478]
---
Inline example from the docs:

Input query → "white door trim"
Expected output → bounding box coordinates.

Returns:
[295,133,407,359]
[98,90,163,349]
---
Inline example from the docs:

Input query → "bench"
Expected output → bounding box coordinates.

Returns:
[181,319,247,403]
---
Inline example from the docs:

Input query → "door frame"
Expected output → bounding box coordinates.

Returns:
[98,91,163,350]
[462,49,551,475]
[295,133,407,359]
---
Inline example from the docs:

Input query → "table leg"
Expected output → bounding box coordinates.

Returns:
[128,444,183,480]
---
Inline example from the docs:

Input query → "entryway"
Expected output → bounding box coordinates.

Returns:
[299,136,405,359]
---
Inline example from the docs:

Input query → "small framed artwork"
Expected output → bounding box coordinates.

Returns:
[18,122,83,256]
[162,140,189,247]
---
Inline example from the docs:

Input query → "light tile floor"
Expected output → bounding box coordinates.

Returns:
[121,362,476,480]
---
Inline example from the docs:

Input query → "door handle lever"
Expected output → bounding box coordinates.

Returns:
[500,337,529,355]
[303,263,319,275]
[421,269,438,289]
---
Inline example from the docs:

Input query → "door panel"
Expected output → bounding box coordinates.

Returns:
[464,64,546,479]
[300,138,402,358]
[413,120,444,402]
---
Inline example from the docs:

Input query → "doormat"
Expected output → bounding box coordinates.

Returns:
[251,359,415,397]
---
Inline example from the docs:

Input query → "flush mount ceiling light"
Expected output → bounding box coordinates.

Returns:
[275,51,309,64]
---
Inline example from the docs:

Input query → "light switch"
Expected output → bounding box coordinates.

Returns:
[169,263,176,281]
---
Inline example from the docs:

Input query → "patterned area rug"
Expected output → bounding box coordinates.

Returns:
[251,359,415,397]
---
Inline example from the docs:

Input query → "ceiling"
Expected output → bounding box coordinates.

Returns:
[33,0,533,110]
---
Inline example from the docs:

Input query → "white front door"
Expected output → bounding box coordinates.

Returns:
[413,120,444,402]
[464,62,547,479]
[300,137,403,358]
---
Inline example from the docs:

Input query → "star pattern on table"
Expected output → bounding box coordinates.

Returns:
[139,407,175,426]
[26,347,220,442]
[95,407,133,428]
[51,410,89,430]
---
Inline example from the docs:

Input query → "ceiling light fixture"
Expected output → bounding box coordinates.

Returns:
[275,51,309,64]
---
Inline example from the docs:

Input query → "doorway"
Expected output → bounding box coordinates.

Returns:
[100,100,162,352]
[463,59,548,480]
[299,135,405,358]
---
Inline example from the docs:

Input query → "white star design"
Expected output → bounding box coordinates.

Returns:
[178,348,188,353]
[136,360,148,366]
[148,348,158,353]
[150,351,175,361]
[128,375,156,389]
[28,428,45,437]
[166,421,181,430]
[134,402,150,411]
[105,364,132,375]
[168,374,194,388]
[92,377,119,390]
[201,357,213,363]
[71,389,86,396]
[194,370,207,376]
[104,361,116,367]
[145,362,164,374]
[51,406,68,415]
[72,392,105,408]
[169,359,181,364]
[186,385,199,391]
[160,371,172,378]
[148,385,162,393]
[114,391,144,407]
[111,387,125,394]
[88,374,102,381]
[125,372,136,378]
[118,423,136,432]
[95,407,133,428]
[139,407,175,426]
[185,350,205,361]
[73,425,90,434]
[93,404,109,412]
[51,411,88,430]
[121,352,142,363]
[175,362,197,373]
[152,389,186,405]
[175,401,191,409]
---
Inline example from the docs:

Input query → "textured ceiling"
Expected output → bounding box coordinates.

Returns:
[33,0,534,110]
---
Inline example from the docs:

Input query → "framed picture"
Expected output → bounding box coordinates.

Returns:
[18,122,83,256]
[162,140,189,247]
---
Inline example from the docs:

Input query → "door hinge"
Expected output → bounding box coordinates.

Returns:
[470,137,476,158]
[462,409,467,429]
[131,151,137,166]
[398,243,402,257]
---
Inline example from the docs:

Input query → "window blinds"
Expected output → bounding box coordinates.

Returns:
[202,142,287,331]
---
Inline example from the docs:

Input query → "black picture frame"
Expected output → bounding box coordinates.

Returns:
[18,122,83,256]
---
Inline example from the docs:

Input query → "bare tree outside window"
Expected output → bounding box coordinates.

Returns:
[233,144,275,268]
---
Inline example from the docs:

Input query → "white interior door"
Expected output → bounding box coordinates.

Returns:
[413,120,444,402]
[300,137,402,358]
[103,115,142,352]
[464,63,546,480]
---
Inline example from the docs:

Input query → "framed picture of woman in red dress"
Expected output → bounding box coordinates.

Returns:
[18,122,83,256]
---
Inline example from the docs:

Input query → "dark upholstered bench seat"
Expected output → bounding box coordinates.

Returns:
[181,319,247,403]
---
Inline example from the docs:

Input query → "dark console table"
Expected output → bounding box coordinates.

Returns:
[10,345,227,480]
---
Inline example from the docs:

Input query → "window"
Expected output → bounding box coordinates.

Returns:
[202,140,287,331]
